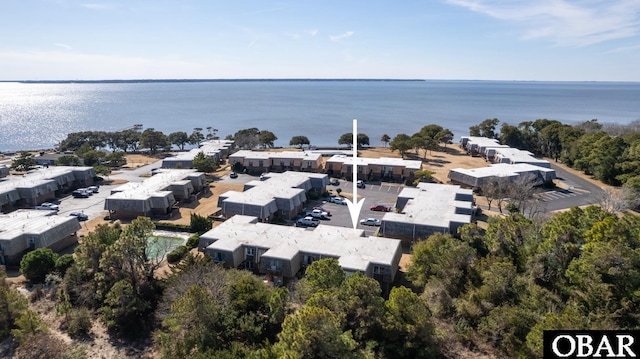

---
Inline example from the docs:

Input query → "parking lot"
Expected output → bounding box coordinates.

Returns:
[303,181,405,236]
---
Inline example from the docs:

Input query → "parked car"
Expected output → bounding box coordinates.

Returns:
[72,189,90,198]
[370,204,391,212]
[87,185,99,193]
[229,171,238,178]
[360,218,381,226]
[296,216,320,227]
[329,196,347,205]
[357,180,365,188]
[35,202,59,211]
[69,212,89,221]
[313,206,331,216]
[307,209,330,219]
[329,179,340,186]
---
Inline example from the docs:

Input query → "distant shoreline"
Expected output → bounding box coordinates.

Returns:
[1,78,426,84]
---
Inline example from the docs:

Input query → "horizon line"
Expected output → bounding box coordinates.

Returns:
[1,78,639,84]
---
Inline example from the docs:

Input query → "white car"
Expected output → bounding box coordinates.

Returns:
[35,202,59,211]
[329,196,347,205]
[296,216,320,227]
[360,218,381,226]
[307,209,330,219]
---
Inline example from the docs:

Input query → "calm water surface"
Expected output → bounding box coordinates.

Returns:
[1,80,639,152]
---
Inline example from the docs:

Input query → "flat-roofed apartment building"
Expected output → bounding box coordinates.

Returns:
[0,166,95,213]
[380,183,474,241]
[105,169,206,219]
[200,215,402,287]
[162,140,235,169]
[218,171,328,221]
[325,155,422,183]
[448,163,556,189]
[228,150,322,174]
[0,210,81,265]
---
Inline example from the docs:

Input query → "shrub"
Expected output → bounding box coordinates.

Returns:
[186,234,200,250]
[167,245,188,263]
[20,248,59,284]
[55,254,75,276]
[67,307,93,339]
[190,213,212,234]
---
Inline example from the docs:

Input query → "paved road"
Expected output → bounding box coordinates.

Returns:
[537,163,605,211]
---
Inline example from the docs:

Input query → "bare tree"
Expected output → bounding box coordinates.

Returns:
[596,187,640,213]
[507,173,538,215]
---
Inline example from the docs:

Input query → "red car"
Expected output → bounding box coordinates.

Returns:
[370,204,391,212]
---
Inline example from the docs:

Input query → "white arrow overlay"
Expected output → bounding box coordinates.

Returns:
[345,119,365,231]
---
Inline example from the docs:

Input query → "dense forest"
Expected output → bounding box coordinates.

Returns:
[2,205,639,358]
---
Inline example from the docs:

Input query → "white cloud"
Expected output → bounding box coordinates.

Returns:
[604,43,640,53]
[308,29,319,37]
[329,31,354,42]
[446,0,640,46]
[80,3,118,10]
[54,43,73,50]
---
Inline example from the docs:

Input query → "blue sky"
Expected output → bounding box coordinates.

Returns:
[1,0,639,81]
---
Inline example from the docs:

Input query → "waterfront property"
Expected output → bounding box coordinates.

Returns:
[199,215,402,286]
[161,140,235,169]
[218,171,328,221]
[380,183,474,241]
[228,150,322,174]
[492,147,551,168]
[325,155,422,183]
[0,166,95,213]
[448,163,556,189]
[104,169,206,219]
[0,210,81,265]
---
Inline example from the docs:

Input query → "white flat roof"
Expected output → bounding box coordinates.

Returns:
[327,155,422,170]
[164,140,234,161]
[450,163,555,179]
[108,169,201,200]
[0,210,78,240]
[383,183,473,227]
[203,215,401,271]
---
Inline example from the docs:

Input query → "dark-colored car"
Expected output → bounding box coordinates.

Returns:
[229,172,238,178]
[370,204,391,212]
[69,212,89,221]
[329,179,340,186]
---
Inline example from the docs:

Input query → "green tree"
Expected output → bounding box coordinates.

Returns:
[298,258,345,300]
[80,149,105,166]
[189,128,205,147]
[156,285,225,358]
[20,248,59,284]
[407,233,475,295]
[11,309,47,344]
[192,151,217,173]
[105,151,127,167]
[389,133,412,158]
[469,118,499,138]
[140,128,169,154]
[258,130,278,148]
[56,155,82,166]
[233,128,260,149]
[436,128,454,149]
[381,133,391,147]
[168,131,190,151]
[0,267,28,339]
[412,169,435,185]
[338,133,369,148]
[100,279,151,336]
[11,152,37,171]
[381,286,438,359]
[289,135,310,148]
[274,305,357,359]
[190,213,213,234]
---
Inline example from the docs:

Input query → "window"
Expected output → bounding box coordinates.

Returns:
[373,266,385,274]
[245,247,255,256]
[270,259,281,271]
[214,252,225,263]
[307,161,312,168]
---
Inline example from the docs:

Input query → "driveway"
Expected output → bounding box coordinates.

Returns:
[536,163,605,211]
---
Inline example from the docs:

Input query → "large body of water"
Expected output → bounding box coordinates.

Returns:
[1,80,639,152]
